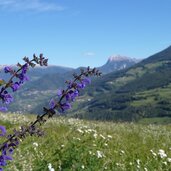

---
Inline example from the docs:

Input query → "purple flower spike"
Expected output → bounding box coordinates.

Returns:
[0,126,6,136]
[4,67,12,73]
[0,107,7,112]
[11,82,20,92]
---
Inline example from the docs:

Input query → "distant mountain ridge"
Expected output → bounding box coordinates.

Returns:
[0,54,140,114]
[73,45,171,121]
[99,55,140,74]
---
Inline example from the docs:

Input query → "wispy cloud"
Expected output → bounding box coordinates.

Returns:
[0,0,65,12]
[83,52,96,57]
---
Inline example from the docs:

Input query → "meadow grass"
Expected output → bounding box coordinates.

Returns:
[0,113,171,171]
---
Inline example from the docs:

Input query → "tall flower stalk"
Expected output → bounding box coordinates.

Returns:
[0,54,48,112]
[0,54,48,170]
[0,57,101,170]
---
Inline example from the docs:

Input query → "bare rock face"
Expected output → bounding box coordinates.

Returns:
[99,55,140,74]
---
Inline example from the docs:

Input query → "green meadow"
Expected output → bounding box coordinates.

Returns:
[1,113,171,171]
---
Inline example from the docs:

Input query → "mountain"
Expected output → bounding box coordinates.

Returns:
[71,46,171,122]
[1,55,140,114]
[99,55,140,74]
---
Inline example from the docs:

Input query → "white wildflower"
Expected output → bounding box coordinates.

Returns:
[48,163,55,171]
[120,150,125,155]
[167,158,171,162]
[33,142,38,147]
[144,167,148,171]
[77,128,84,134]
[81,165,85,169]
[61,144,65,148]
[104,143,108,146]
[107,135,112,139]
[93,133,98,138]
[150,149,157,157]
[158,149,167,158]
[163,161,167,165]
[76,138,81,141]
[100,134,106,139]
[96,150,105,158]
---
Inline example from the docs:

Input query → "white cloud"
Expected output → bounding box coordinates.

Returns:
[0,0,65,12]
[83,52,96,57]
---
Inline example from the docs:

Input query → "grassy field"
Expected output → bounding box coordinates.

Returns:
[0,113,171,171]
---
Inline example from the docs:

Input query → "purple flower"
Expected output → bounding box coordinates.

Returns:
[1,91,13,105]
[0,126,6,136]
[18,73,29,83]
[76,82,86,89]
[66,90,79,102]
[61,102,71,111]
[49,99,56,109]
[82,77,91,85]
[22,64,28,74]
[11,82,20,92]
[67,81,73,89]
[57,89,62,98]
[0,107,7,112]
[4,67,12,73]
[0,155,7,167]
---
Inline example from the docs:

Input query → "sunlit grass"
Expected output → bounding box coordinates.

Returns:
[0,113,171,170]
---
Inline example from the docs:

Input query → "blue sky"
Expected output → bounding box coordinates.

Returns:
[0,0,171,68]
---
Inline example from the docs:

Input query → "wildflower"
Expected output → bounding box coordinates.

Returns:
[107,135,112,139]
[18,73,29,83]
[100,134,106,139]
[163,161,167,165]
[82,77,91,85]
[66,90,79,102]
[77,129,84,134]
[0,107,7,112]
[1,91,13,105]
[167,158,171,162]
[76,82,86,89]
[4,67,12,73]
[49,99,56,109]
[150,149,157,157]
[120,150,125,155]
[93,133,98,138]
[96,150,104,158]
[33,142,38,147]
[21,64,28,74]
[57,89,62,98]
[61,102,71,111]
[81,165,85,169]
[11,82,20,92]
[0,126,6,136]
[48,163,55,171]
[136,159,140,165]
[158,149,167,158]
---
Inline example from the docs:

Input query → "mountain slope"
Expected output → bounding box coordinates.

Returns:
[73,46,171,121]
